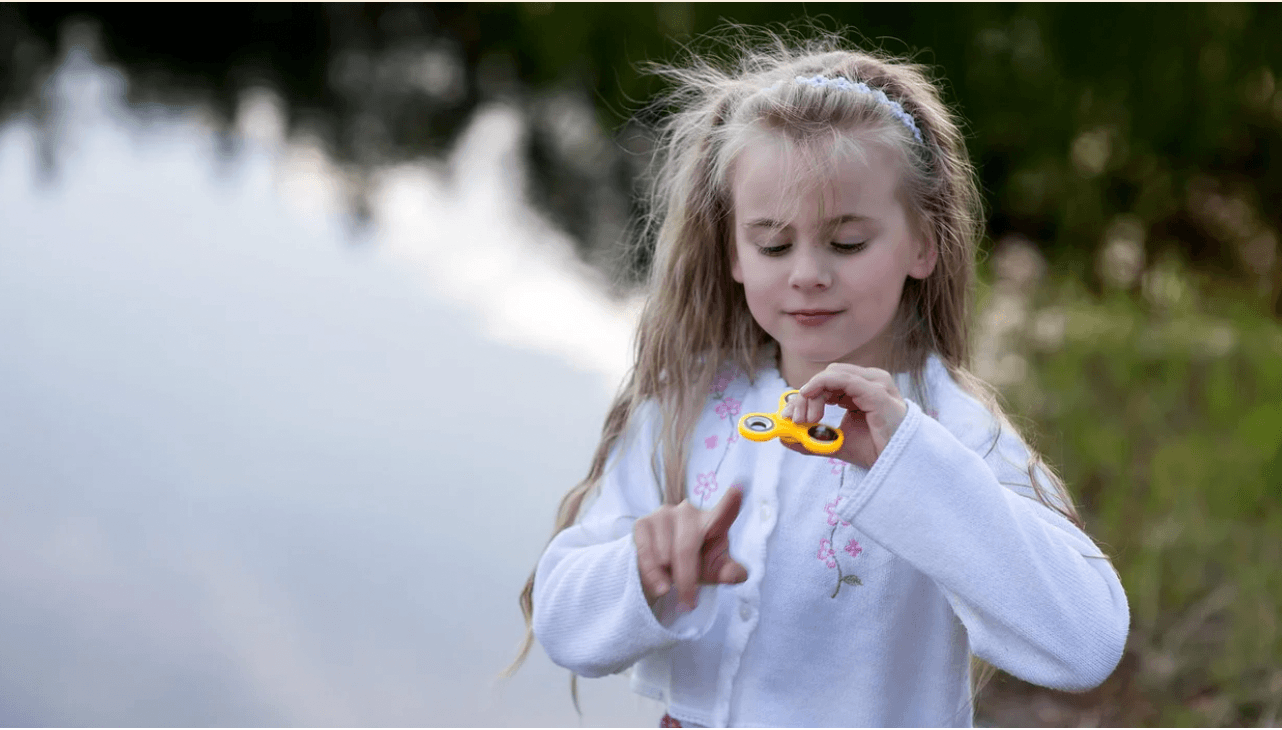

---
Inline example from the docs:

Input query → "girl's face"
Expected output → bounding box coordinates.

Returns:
[729,133,937,388]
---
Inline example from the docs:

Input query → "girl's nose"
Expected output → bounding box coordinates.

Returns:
[788,247,832,289]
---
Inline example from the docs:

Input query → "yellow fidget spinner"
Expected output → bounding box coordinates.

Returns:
[737,390,844,454]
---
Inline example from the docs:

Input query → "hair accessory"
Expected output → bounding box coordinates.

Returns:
[793,75,923,143]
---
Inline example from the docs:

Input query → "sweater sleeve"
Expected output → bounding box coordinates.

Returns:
[531,403,720,678]
[835,399,1130,692]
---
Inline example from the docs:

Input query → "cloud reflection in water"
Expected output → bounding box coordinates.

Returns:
[0,46,658,726]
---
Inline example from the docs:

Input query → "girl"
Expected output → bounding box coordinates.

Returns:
[509,31,1129,727]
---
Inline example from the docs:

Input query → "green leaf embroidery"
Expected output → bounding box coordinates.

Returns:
[842,574,863,586]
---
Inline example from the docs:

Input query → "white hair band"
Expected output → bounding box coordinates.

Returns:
[793,74,924,143]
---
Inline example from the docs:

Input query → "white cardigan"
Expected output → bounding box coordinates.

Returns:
[532,355,1129,727]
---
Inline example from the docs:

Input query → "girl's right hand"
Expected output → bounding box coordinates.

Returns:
[633,487,748,611]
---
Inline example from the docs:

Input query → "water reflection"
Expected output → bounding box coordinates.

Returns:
[0,45,656,726]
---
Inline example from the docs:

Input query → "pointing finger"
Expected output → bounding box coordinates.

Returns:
[702,486,743,542]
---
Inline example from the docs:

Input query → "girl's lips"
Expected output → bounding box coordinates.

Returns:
[789,310,842,326]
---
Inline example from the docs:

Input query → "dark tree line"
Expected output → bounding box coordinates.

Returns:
[3,3,1280,312]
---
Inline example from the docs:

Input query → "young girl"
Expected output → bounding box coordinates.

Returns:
[509,32,1129,727]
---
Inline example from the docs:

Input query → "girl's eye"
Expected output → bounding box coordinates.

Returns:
[757,243,791,256]
[832,241,868,253]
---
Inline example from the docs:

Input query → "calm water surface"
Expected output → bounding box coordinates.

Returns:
[0,46,659,726]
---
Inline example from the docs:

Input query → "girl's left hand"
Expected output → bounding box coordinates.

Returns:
[780,363,907,469]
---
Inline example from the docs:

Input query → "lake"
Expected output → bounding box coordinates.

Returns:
[0,43,661,726]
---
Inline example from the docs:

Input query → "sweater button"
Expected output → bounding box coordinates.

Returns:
[739,601,753,621]
[760,503,772,521]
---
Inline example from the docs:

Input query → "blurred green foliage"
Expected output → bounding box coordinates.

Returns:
[483,3,1282,314]
[990,267,1282,725]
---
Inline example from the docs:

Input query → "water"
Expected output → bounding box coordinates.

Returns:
[0,46,659,726]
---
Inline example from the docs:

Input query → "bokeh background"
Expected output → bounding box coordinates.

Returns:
[2,3,1280,727]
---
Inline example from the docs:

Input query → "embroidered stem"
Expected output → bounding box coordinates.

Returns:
[699,378,740,507]
[827,466,863,597]
[830,522,844,598]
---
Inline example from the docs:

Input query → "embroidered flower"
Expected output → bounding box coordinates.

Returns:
[925,408,940,420]
[710,372,734,395]
[817,492,864,596]
[728,432,739,444]
[705,434,718,449]
[715,397,741,420]
[817,538,837,569]
[694,472,718,501]
[825,497,851,527]
[827,457,844,475]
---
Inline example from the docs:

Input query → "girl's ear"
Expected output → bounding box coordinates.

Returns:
[908,232,938,280]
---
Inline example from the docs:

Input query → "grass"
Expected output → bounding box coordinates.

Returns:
[974,267,1282,726]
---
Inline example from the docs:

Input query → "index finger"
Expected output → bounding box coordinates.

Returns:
[702,486,743,541]
[800,370,885,414]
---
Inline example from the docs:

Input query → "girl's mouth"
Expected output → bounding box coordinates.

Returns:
[789,310,842,326]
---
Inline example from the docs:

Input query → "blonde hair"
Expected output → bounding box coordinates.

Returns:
[504,25,1083,708]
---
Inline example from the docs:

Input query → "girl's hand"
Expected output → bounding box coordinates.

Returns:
[781,364,908,469]
[633,487,748,612]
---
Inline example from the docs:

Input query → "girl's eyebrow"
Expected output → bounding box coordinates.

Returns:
[742,214,871,229]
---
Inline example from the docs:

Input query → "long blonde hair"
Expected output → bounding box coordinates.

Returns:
[504,26,1082,703]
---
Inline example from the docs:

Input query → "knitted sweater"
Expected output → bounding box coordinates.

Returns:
[532,355,1129,727]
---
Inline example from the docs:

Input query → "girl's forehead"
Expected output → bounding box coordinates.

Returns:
[729,133,904,220]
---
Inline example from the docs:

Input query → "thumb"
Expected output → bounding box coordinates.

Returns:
[717,559,748,585]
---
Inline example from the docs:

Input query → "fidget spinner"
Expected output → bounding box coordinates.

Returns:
[737,390,844,454]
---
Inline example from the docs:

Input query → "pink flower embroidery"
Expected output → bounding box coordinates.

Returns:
[817,538,837,569]
[694,472,718,501]
[715,397,741,420]
[705,434,718,449]
[710,372,734,395]
[825,497,851,527]
[827,457,844,474]
[925,408,940,420]
[844,539,863,558]
[728,432,739,444]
